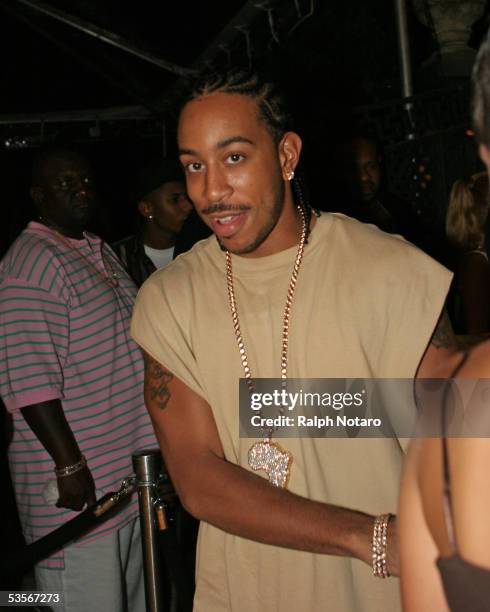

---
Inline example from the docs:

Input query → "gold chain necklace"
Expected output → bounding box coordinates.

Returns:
[225,206,307,489]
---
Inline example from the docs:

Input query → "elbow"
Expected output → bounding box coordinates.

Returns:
[161,446,224,522]
[169,468,210,521]
[178,487,202,520]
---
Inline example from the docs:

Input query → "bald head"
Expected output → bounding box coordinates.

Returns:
[30,147,96,238]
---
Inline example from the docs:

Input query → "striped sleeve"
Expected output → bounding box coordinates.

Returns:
[0,280,69,411]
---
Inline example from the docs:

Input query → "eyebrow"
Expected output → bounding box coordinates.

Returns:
[179,135,255,156]
[217,136,255,149]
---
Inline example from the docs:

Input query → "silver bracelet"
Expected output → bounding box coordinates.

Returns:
[372,513,392,578]
[55,455,87,478]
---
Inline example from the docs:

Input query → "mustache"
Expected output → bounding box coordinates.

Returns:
[201,203,251,215]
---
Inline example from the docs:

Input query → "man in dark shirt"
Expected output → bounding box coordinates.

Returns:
[113,159,192,286]
[336,135,421,244]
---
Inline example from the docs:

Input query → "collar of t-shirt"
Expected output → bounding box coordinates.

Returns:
[143,244,174,270]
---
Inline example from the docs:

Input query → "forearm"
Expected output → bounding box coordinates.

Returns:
[170,447,373,562]
[20,400,96,510]
[21,399,82,467]
[142,351,388,566]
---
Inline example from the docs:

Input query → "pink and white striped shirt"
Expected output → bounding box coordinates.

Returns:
[0,222,156,569]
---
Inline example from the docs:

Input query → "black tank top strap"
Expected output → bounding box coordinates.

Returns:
[441,351,470,553]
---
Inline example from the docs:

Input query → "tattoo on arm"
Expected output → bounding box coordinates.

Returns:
[143,352,174,410]
[430,309,457,349]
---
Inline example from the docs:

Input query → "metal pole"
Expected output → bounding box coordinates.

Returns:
[394,0,413,98]
[395,0,416,140]
[133,449,164,612]
[0,0,160,115]
[13,0,196,77]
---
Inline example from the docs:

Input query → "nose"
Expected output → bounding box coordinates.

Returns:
[76,178,94,196]
[203,164,232,204]
[359,166,370,182]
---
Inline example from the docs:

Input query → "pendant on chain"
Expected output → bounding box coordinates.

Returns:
[248,439,293,488]
[226,205,307,491]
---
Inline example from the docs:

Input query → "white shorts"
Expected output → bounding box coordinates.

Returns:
[34,517,145,612]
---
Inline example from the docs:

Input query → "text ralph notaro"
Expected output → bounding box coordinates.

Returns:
[250,389,366,411]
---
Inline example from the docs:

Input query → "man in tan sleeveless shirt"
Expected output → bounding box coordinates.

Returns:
[131,69,454,611]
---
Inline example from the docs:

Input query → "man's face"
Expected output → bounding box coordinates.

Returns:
[178,92,288,256]
[147,181,192,234]
[35,155,96,235]
[341,139,381,202]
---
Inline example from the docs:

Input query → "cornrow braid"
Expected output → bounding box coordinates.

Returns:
[291,170,313,242]
[178,67,294,144]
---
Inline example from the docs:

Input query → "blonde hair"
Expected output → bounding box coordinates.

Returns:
[446,172,489,249]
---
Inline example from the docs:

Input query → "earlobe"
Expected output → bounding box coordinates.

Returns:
[138,199,153,220]
[30,187,43,207]
[279,132,302,181]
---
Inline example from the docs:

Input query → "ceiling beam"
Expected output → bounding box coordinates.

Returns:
[13,0,197,77]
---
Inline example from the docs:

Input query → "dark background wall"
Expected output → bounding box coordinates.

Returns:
[1,0,489,254]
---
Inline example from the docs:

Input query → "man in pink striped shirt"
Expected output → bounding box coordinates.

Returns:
[0,148,156,611]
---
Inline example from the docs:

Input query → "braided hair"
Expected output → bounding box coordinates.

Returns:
[178,67,312,234]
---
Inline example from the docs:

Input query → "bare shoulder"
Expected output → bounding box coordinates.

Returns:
[459,338,490,377]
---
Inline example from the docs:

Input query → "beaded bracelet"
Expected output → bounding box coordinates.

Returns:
[372,513,392,578]
[55,455,87,478]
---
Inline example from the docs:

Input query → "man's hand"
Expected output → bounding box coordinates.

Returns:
[21,399,94,512]
[56,465,96,511]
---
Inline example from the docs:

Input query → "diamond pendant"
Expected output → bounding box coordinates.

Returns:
[248,439,293,488]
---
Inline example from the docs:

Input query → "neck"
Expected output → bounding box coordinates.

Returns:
[38,217,85,240]
[143,224,176,250]
[240,198,310,259]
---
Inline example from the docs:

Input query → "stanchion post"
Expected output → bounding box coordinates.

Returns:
[133,448,164,612]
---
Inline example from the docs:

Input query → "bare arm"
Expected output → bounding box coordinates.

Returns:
[399,440,449,612]
[402,341,490,610]
[143,351,398,572]
[21,400,96,510]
